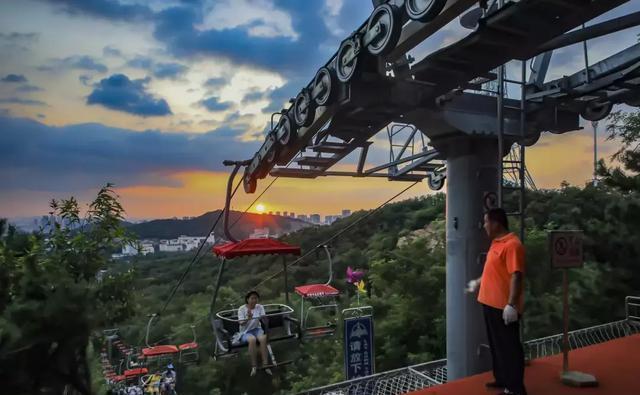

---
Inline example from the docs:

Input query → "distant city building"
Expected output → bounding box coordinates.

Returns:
[121,241,156,256]
[276,211,281,216]
[290,212,295,217]
[297,214,308,222]
[249,227,270,239]
[325,215,339,225]
[158,233,215,253]
[310,214,321,224]
[283,211,288,217]
[268,211,273,215]
[342,209,352,217]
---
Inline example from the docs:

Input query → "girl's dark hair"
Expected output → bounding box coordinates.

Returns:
[486,208,509,231]
[245,290,260,304]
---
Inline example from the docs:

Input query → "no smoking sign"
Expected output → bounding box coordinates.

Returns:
[549,230,584,269]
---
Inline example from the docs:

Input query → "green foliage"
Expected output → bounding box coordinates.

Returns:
[0,184,137,395]
[113,185,639,394]
[597,110,640,192]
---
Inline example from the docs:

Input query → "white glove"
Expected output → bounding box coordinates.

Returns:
[465,279,481,294]
[503,304,519,325]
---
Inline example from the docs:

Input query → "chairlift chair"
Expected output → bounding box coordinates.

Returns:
[208,160,301,369]
[140,314,179,370]
[294,245,340,339]
[178,325,199,364]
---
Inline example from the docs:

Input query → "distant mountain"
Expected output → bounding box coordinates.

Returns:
[125,210,310,240]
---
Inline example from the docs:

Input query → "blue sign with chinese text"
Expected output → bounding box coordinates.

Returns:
[344,315,375,380]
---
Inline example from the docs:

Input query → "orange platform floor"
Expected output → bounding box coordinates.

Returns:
[408,334,640,395]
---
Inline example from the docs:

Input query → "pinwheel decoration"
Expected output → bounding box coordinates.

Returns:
[356,280,367,295]
[346,266,364,284]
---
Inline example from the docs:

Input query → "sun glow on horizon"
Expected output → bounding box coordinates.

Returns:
[255,203,266,213]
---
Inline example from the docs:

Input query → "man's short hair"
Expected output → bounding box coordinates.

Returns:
[486,208,509,231]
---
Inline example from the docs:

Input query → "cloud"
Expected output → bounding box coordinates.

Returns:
[241,90,266,104]
[204,77,227,89]
[127,55,154,69]
[16,85,44,93]
[37,0,153,22]
[126,56,188,79]
[79,75,93,86]
[262,78,304,113]
[200,96,233,112]
[1,74,28,83]
[152,1,334,75]
[0,97,47,106]
[103,45,123,57]
[153,62,188,79]
[0,115,258,191]
[87,74,172,117]
[0,32,40,44]
[38,55,108,73]
[198,0,298,40]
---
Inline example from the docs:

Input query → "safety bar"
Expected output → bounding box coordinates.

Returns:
[342,305,374,318]
[626,296,640,322]
[215,304,295,322]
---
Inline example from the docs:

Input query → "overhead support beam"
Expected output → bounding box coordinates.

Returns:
[537,11,640,54]
[385,0,478,62]
[528,52,553,89]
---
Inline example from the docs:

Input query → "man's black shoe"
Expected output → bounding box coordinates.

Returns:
[496,390,527,395]
[485,381,505,388]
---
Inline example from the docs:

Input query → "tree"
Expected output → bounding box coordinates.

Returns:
[598,109,640,192]
[0,184,136,394]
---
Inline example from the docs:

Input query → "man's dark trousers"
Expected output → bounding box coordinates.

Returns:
[483,304,526,394]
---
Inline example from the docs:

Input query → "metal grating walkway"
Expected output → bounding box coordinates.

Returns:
[299,297,640,395]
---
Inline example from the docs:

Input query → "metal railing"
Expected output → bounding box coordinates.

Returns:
[299,296,640,395]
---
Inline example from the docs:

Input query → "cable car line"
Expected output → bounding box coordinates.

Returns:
[229,176,280,231]
[248,181,420,293]
[156,174,245,318]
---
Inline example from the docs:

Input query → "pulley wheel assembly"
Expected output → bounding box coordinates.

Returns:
[293,88,316,127]
[276,113,296,146]
[336,38,360,83]
[581,101,612,122]
[366,4,402,56]
[313,67,336,106]
[428,172,445,191]
[405,0,447,23]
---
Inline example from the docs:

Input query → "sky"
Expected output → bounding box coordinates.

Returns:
[0,0,639,220]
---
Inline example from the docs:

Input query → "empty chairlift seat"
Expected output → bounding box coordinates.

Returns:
[295,245,340,339]
[178,325,199,364]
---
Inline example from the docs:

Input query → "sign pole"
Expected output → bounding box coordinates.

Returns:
[548,230,598,387]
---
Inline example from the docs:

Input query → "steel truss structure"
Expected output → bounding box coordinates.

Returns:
[225,0,640,382]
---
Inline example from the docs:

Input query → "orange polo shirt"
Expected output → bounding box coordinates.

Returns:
[478,232,525,311]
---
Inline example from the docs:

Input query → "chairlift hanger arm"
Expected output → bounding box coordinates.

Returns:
[222,160,251,243]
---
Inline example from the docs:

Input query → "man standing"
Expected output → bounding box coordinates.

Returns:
[467,208,527,395]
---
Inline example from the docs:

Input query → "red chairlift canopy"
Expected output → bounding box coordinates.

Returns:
[295,284,340,298]
[124,367,148,378]
[141,344,179,357]
[213,238,301,259]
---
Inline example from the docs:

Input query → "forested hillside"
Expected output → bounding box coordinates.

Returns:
[100,184,640,394]
[127,210,309,240]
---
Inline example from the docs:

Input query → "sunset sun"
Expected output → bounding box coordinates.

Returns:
[255,203,266,213]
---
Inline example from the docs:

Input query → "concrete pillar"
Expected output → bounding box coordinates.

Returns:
[443,136,499,380]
